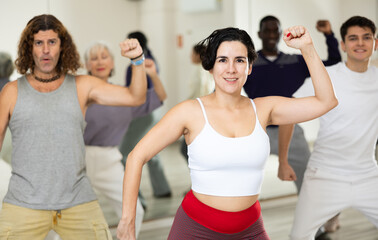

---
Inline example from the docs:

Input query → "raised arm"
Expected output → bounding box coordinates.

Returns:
[145,58,167,101]
[316,20,342,66]
[116,101,196,240]
[266,26,338,126]
[83,38,147,107]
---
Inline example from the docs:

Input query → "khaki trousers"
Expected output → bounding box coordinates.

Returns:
[0,201,112,240]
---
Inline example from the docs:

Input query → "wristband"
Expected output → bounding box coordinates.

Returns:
[131,52,144,61]
[131,54,145,66]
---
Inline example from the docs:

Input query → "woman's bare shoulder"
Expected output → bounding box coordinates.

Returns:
[252,96,282,127]
[171,99,202,116]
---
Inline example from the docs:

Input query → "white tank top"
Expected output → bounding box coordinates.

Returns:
[188,98,270,197]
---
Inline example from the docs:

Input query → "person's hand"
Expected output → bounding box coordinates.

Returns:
[316,20,332,35]
[116,218,136,240]
[283,26,313,50]
[278,162,297,181]
[145,58,157,77]
[120,38,143,60]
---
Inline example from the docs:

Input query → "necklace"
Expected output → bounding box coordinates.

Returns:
[33,74,61,83]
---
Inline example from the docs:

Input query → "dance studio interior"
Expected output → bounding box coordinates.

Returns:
[0,0,377,239]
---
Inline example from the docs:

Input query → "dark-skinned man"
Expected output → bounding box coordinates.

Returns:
[243,15,342,239]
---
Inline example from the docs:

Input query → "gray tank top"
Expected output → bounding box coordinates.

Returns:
[5,74,97,210]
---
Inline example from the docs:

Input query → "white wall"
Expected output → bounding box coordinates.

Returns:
[0,0,139,85]
[137,0,236,114]
[233,0,377,66]
[138,0,180,115]
[0,0,376,128]
[233,0,378,142]
[0,0,48,80]
[174,0,235,103]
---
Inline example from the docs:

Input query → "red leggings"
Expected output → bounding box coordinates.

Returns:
[168,191,270,239]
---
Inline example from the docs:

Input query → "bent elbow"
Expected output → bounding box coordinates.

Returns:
[331,97,338,110]
[325,97,338,112]
[130,94,147,107]
[160,93,167,102]
[136,95,147,105]
[127,149,148,167]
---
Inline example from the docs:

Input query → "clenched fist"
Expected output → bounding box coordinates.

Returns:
[119,38,143,59]
[283,25,313,50]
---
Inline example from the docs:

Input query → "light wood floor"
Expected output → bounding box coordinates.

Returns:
[101,141,378,240]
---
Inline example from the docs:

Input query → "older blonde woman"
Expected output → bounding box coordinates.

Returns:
[83,41,166,237]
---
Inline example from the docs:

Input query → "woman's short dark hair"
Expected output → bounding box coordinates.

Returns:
[127,31,148,52]
[127,31,155,60]
[340,16,376,42]
[193,44,206,56]
[196,27,257,71]
[15,14,81,75]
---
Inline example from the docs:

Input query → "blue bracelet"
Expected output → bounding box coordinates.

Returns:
[131,54,145,66]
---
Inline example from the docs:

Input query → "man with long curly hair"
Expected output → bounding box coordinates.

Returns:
[0,14,147,239]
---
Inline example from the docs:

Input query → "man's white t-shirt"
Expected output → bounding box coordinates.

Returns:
[309,62,378,175]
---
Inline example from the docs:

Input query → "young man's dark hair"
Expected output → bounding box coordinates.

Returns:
[259,15,280,30]
[340,16,376,41]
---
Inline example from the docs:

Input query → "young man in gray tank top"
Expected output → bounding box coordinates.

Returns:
[0,14,147,239]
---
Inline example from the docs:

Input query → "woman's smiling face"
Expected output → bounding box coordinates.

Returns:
[210,40,252,94]
[86,47,114,81]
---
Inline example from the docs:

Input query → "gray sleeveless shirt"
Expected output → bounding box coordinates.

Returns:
[5,74,97,210]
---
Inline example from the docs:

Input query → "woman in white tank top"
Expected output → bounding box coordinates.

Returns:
[117,26,338,239]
